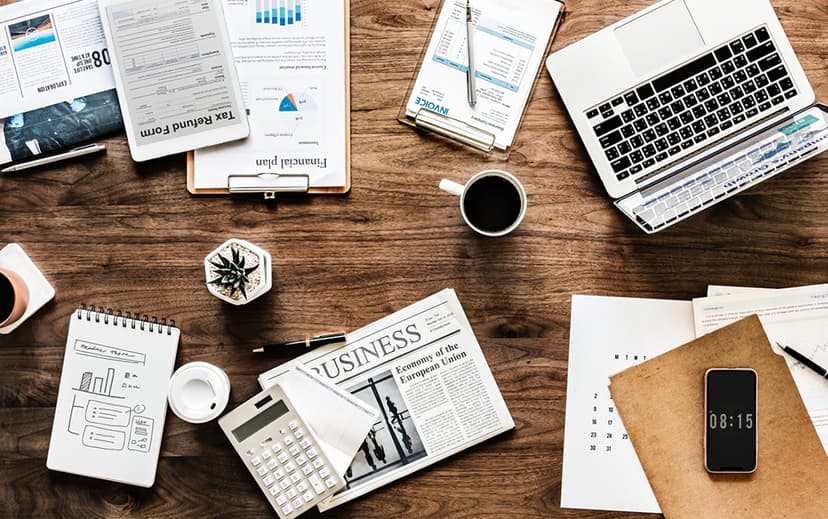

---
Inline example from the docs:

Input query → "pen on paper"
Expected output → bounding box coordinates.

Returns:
[253,332,348,353]
[778,342,828,379]
[466,0,477,107]
[1,143,106,173]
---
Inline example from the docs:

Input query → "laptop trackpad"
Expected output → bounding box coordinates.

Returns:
[615,0,704,77]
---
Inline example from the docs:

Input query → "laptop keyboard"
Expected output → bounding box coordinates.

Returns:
[627,107,828,233]
[587,25,797,182]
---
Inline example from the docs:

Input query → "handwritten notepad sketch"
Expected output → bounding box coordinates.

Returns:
[47,306,179,487]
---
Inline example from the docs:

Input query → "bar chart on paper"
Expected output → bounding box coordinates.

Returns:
[255,0,302,26]
[75,367,123,399]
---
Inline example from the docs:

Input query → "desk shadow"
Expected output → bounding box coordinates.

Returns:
[214,282,282,345]
[455,232,545,339]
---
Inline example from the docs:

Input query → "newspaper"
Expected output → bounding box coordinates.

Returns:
[259,288,514,510]
[0,0,123,165]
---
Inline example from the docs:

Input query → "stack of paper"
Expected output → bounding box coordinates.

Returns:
[561,284,828,514]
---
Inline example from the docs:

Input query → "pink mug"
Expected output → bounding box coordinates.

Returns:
[0,268,29,328]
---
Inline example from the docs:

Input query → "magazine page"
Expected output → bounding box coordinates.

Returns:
[0,0,122,165]
[259,288,514,510]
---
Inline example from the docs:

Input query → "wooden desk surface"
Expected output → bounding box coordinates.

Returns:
[1,0,826,517]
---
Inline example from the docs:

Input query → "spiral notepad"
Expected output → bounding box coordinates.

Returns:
[47,305,180,487]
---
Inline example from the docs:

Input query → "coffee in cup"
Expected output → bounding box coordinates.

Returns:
[0,269,29,328]
[439,169,527,236]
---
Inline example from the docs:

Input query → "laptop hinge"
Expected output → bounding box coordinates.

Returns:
[633,107,790,196]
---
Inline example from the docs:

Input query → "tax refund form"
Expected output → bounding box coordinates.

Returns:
[405,0,562,150]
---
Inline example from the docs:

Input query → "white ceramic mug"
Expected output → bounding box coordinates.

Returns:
[439,169,527,237]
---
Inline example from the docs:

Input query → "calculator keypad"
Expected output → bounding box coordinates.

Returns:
[246,426,338,516]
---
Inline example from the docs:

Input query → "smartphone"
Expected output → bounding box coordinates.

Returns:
[704,368,757,473]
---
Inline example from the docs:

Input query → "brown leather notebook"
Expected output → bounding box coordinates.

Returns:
[610,315,828,518]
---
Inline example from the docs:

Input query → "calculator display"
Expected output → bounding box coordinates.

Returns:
[232,400,289,442]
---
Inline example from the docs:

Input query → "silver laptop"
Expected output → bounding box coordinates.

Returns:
[546,0,828,233]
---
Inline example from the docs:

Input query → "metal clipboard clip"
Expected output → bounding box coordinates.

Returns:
[227,173,310,200]
[413,108,496,153]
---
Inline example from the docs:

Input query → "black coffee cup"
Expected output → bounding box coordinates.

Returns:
[440,170,527,236]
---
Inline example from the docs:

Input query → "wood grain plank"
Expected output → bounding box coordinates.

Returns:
[0,0,825,517]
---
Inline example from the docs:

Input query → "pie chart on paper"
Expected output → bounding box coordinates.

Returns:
[278,92,317,112]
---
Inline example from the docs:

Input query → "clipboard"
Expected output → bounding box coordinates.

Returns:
[397,0,566,160]
[187,0,351,198]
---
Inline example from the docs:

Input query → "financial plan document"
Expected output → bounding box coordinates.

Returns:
[193,0,348,189]
[405,0,562,150]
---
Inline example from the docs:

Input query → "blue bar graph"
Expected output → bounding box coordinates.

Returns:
[256,0,302,26]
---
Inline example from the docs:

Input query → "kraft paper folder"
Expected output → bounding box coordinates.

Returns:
[397,0,565,160]
[610,316,828,518]
[186,0,350,197]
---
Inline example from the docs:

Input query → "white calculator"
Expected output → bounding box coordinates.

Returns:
[219,384,345,518]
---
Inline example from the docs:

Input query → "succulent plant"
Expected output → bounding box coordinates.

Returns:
[208,245,259,300]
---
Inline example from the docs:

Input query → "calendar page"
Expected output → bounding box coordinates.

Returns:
[561,295,695,514]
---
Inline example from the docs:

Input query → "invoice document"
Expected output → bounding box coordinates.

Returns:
[561,295,695,514]
[405,0,562,150]
[193,0,348,189]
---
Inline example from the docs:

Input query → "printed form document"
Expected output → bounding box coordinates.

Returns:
[405,0,562,150]
[193,0,348,189]
[694,284,828,456]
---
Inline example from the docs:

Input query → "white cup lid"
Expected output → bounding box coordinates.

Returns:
[168,361,230,424]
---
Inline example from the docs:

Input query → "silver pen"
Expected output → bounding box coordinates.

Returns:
[466,0,477,107]
[1,143,106,173]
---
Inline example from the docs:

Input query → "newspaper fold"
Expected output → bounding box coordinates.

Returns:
[259,288,514,510]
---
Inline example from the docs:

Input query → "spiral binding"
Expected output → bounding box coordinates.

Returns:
[76,304,176,335]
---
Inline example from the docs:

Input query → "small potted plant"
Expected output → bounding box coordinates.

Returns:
[204,239,272,305]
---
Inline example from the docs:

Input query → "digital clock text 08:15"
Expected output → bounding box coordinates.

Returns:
[707,411,754,430]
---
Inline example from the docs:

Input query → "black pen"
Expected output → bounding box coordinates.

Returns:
[253,332,347,353]
[778,343,828,379]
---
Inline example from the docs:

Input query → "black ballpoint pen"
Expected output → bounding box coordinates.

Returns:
[253,332,347,353]
[778,342,828,379]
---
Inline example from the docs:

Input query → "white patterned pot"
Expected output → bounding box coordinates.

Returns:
[204,239,272,305]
